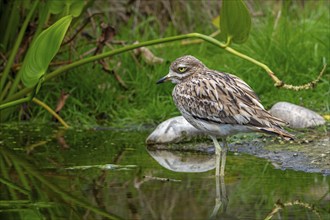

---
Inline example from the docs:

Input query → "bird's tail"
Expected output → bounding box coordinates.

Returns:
[258,127,294,141]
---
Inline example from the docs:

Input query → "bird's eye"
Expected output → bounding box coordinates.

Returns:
[178,67,187,73]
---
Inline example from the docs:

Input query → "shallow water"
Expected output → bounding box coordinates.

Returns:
[0,123,329,220]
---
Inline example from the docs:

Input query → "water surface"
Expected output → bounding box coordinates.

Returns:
[0,123,329,219]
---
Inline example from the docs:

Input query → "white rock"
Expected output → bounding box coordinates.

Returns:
[269,102,325,128]
[146,116,204,144]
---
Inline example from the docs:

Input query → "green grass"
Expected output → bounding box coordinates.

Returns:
[28,1,329,127]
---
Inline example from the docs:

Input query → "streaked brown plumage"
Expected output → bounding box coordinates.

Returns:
[157,55,294,176]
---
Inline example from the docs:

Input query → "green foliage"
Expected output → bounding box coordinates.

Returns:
[0,0,328,128]
[20,16,72,88]
[219,0,251,44]
[234,2,329,109]
[0,1,39,98]
[48,0,85,17]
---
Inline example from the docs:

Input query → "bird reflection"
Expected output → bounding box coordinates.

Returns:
[146,148,215,172]
[210,175,227,219]
[146,147,228,218]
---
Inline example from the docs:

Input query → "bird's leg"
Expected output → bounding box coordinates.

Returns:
[211,136,222,176]
[220,138,228,177]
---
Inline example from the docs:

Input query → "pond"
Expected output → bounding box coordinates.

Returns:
[0,123,329,220]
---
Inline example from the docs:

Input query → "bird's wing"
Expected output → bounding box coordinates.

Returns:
[173,71,286,128]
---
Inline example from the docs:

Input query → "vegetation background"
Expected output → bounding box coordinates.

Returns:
[1,0,329,128]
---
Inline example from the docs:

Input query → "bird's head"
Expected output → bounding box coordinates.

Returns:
[156,55,205,84]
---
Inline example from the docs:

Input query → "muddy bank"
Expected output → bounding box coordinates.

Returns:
[231,134,329,175]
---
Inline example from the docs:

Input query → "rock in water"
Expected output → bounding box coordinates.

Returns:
[269,102,325,128]
[146,116,204,144]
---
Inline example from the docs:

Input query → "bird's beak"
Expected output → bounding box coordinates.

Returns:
[156,74,170,84]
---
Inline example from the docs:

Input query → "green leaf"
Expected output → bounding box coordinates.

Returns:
[212,16,220,29]
[219,0,251,44]
[69,0,85,17]
[20,15,72,88]
[48,1,64,15]
[48,0,84,17]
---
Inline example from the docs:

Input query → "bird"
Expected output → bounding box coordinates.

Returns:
[156,55,294,176]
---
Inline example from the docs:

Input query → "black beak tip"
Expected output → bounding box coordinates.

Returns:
[156,77,166,84]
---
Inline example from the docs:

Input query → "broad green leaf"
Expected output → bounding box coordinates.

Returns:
[219,0,251,44]
[48,0,84,17]
[21,15,72,88]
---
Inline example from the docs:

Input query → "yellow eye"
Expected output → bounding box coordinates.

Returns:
[178,67,187,73]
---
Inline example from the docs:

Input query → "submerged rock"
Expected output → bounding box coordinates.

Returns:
[146,116,204,144]
[269,102,325,128]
